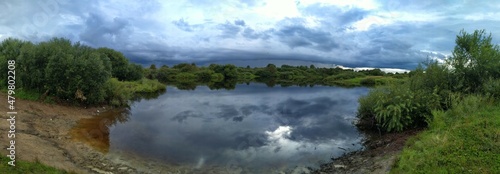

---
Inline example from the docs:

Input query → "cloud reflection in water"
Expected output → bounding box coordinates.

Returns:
[107,83,369,171]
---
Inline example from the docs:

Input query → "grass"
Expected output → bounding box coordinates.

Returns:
[114,78,166,93]
[0,156,72,174]
[328,76,403,87]
[391,95,500,173]
[0,88,41,101]
[105,78,166,106]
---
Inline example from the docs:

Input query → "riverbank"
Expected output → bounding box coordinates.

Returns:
[0,92,142,173]
[312,128,422,174]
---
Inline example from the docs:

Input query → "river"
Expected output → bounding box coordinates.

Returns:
[72,83,369,173]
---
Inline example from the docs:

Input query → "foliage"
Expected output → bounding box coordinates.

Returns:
[43,40,111,104]
[359,82,441,132]
[482,78,500,99]
[359,77,376,86]
[104,78,166,106]
[0,37,162,106]
[358,29,500,132]
[392,95,500,173]
[195,69,214,82]
[175,72,197,83]
[448,29,500,93]
[325,71,366,81]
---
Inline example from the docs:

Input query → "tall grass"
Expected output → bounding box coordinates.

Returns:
[391,95,500,173]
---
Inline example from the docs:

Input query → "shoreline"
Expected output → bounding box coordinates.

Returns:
[313,128,422,174]
[0,92,419,173]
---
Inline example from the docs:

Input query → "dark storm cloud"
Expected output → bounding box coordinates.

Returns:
[217,21,243,38]
[273,25,339,51]
[301,4,369,26]
[241,27,272,40]
[172,18,205,32]
[3,0,500,71]
[79,14,131,47]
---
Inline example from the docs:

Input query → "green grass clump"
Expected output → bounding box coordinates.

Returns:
[105,78,166,106]
[0,156,72,174]
[327,76,402,87]
[391,95,500,173]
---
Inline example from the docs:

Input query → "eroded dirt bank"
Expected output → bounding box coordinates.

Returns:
[0,93,145,173]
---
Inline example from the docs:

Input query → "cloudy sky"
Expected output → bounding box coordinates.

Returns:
[1,0,500,69]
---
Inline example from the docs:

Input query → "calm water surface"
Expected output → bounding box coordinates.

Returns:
[73,83,369,173]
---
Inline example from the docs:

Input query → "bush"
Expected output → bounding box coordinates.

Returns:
[195,69,214,82]
[325,71,365,81]
[360,78,376,86]
[482,78,500,99]
[358,83,441,132]
[175,72,197,83]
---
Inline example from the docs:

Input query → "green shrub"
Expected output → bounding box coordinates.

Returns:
[326,71,365,81]
[175,72,197,83]
[210,73,225,82]
[360,77,376,86]
[482,78,500,99]
[358,83,441,132]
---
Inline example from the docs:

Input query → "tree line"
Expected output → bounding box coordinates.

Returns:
[143,61,407,90]
[0,37,163,106]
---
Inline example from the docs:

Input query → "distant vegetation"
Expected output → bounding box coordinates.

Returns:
[143,61,407,90]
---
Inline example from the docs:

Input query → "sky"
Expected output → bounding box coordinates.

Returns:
[1,0,500,70]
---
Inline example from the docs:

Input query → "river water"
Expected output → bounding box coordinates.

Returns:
[72,83,370,173]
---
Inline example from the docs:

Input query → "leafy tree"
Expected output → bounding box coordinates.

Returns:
[223,64,238,79]
[44,43,111,104]
[195,69,214,82]
[127,64,144,81]
[0,38,26,87]
[97,47,131,81]
[149,64,157,70]
[174,63,198,72]
[448,29,500,93]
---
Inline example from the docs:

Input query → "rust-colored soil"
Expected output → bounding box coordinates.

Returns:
[0,93,139,173]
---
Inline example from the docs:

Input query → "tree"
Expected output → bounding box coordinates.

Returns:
[0,38,26,88]
[149,64,157,70]
[97,47,131,81]
[223,64,238,79]
[44,43,111,104]
[448,29,500,93]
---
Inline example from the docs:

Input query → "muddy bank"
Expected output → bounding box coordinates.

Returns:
[312,129,422,174]
[0,93,146,173]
